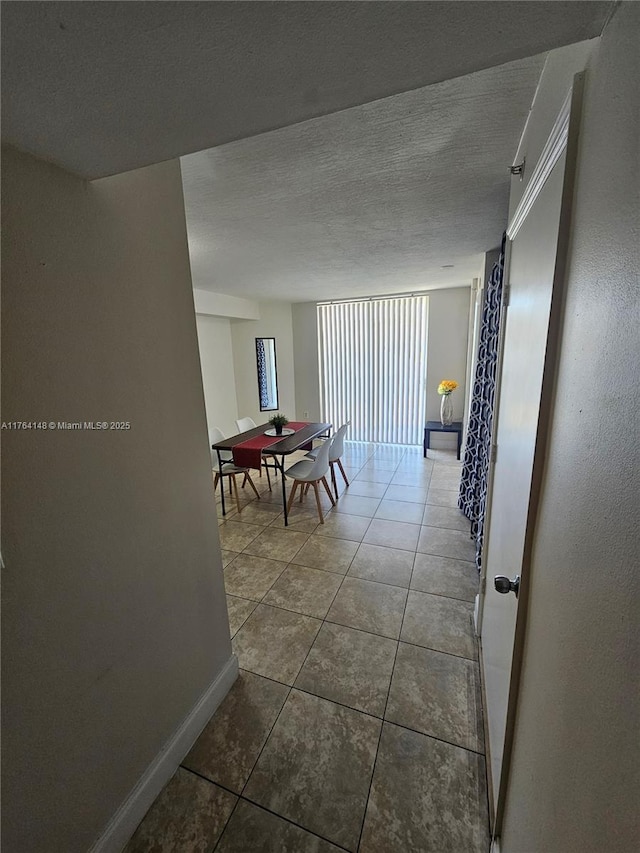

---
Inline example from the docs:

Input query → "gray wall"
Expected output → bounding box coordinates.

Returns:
[1,148,232,852]
[501,4,639,850]
[292,301,322,422]
[425,287,471,423]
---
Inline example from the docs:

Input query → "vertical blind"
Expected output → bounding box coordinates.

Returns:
[318,295,429,444]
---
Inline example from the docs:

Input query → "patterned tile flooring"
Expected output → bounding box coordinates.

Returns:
[125,442,489,853]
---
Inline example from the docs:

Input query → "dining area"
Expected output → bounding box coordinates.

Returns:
[210,418,351,526]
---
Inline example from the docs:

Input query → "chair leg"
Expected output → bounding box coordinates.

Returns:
[229,476,233,495]
[213,472,220,492]
[337,458,350,487]
[241,473,247,489]
[265,463,272,491]
[245,472,260,500]
[321,476,336,506]
[300,483,305,503]
[287,481,299,513]
[330,462,338,500]
[231,474,242,513]
[312,481,325,524]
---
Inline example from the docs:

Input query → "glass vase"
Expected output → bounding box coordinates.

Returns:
[440,393,454,426]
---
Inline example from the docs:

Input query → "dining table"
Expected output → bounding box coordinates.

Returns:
[211,421,332,525]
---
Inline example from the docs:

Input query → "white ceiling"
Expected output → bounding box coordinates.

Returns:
[1,2,612,303]
[2,2,611,179]
[182,52,546,301]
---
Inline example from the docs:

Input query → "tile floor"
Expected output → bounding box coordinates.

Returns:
[125,442,489,853]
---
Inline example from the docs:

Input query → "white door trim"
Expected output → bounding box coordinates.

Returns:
[507,89,572,240]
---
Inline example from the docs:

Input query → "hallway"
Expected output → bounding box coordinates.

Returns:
[126,443,489,852]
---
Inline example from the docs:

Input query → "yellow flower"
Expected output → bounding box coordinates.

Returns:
[437,379,459,395]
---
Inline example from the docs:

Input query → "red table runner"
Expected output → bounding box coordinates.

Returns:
[232,421,310,470]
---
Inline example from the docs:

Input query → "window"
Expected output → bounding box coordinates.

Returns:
[318,295,428,444]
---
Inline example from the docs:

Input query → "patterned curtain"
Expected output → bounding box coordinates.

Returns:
[458,235,506,573]
[256,339,269,409]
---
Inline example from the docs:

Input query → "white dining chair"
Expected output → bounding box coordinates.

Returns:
[284,438,335,524]
[235,416,257,432]
[209,427,260,512]
[306,421,351,499]
[209,428,233,464]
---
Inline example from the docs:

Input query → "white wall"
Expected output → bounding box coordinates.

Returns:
[195,300,296,437]
[196,314,239,437]
[193,288,260,320]
[500,5,639,850]
[231,301,296,425]
[291,288,471,447]
[1,148,233,852]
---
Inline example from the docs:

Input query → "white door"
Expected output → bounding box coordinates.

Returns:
[479,80,583,830]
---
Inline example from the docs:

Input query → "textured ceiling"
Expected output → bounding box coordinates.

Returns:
[1,2,611,302]
[1,1,612,179]
[181,53,546,301]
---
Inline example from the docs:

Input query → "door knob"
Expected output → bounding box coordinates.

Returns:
[494,575,520,598]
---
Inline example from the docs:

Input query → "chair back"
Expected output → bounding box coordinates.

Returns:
[328,421,350,462]
[209,427,232,464]
[236,417,257,433]
[307,435,332,480]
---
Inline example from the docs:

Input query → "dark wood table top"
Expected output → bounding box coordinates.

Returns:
[425,420,463,432]
[211,422,332,455]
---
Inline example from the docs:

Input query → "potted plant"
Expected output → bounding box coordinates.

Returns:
[268,413,289,435]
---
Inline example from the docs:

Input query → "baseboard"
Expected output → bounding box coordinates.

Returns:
[89,654,239,853]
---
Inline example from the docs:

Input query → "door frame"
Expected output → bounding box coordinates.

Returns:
[477,72,585,836]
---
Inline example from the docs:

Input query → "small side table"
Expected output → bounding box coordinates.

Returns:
[423,421,463,460]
